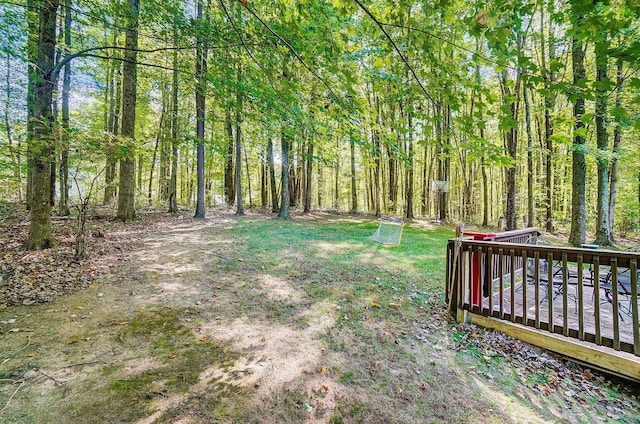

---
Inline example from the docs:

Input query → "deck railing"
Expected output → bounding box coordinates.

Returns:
[446,232,640,357]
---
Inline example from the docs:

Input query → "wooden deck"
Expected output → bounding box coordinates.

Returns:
[446,228,640,381]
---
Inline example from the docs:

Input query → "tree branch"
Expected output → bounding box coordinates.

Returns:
[236,0,339,101]
[52,42,259,79]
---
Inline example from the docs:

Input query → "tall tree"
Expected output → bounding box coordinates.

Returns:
[25,0,39,211]
[594,36,612,245]
[224,106,234,206]
[26,0,59,249]
[194,0,207,219]
[304,137,313,213]
[58,0,71,216]
[268,137,278,212]
[569,14,586,247]
[169,20,179,213]
[608,57,623,239]
[278,129,291,219]
[234,66,244,215]
[116,0,140,222]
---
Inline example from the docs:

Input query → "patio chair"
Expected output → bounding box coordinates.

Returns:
[599,266,637,321]
[525,236,578,311]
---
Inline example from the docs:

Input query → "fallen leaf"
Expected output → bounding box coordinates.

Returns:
[113,321,128,326]
[370,302,381,308]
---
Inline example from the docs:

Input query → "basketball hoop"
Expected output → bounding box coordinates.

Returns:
[430,180,450,193]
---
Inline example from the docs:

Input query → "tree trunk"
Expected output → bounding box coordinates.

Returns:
[317,162,323,209]
[405,109,414,220]
[224,106,234,206]
[260,146,267,208]
[169,31,179,213]
[334,138,339,210]
[268,138,278,212]
[148,102,166,206]
[569,31,586,247]
[278,130,291,219]
[501,62,521,231]
[524,84,534,227]
[594,38,612,245]
[350,134,357,214]
[116,0,139,222]
[26,0,38,211]
[193,0,207,219]
[58,0,71,216]
[608,57,623,239]
[26,0,59,249]
[304,140,313,213]
[235,67,244,216]
[104,43,120,205]
[421,145,428,216]
[541,9,556,232]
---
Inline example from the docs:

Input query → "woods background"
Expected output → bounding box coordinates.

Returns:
[1,0,639,248]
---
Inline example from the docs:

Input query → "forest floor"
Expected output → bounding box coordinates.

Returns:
[0,204,639,423]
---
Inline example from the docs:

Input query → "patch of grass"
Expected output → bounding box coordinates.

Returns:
[338,371,355,383]
[295,315,310,329]
[64,307,239,423]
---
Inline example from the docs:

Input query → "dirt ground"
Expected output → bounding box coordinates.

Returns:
[0,210,638,423]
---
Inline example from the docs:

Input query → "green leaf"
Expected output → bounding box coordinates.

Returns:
[580,113,594,125]
[574,127,588,139]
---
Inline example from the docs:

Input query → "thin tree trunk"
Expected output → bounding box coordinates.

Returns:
[317,161,323,209]
[501,58,521,231]
[541,9,556,232]
[350,134,357,213]
[268,138,278,212]
[104,46,120,205]
[148,102,166,205]
[26,0,38,211]
[608,57,623,239]
[169,29,179,213]
[569,29,586,246]
[235,67,244,216]
[278,130,291,219]
[594,38,611,245]
[334,138,339,210]
[224,106,234,206]
[244,150,252,208]
[58,0,71,216]
[405,109,414,220]
[261,146,267,208]
[304,140,313,213]
[193,0,207,219]
[524,84,534,227]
